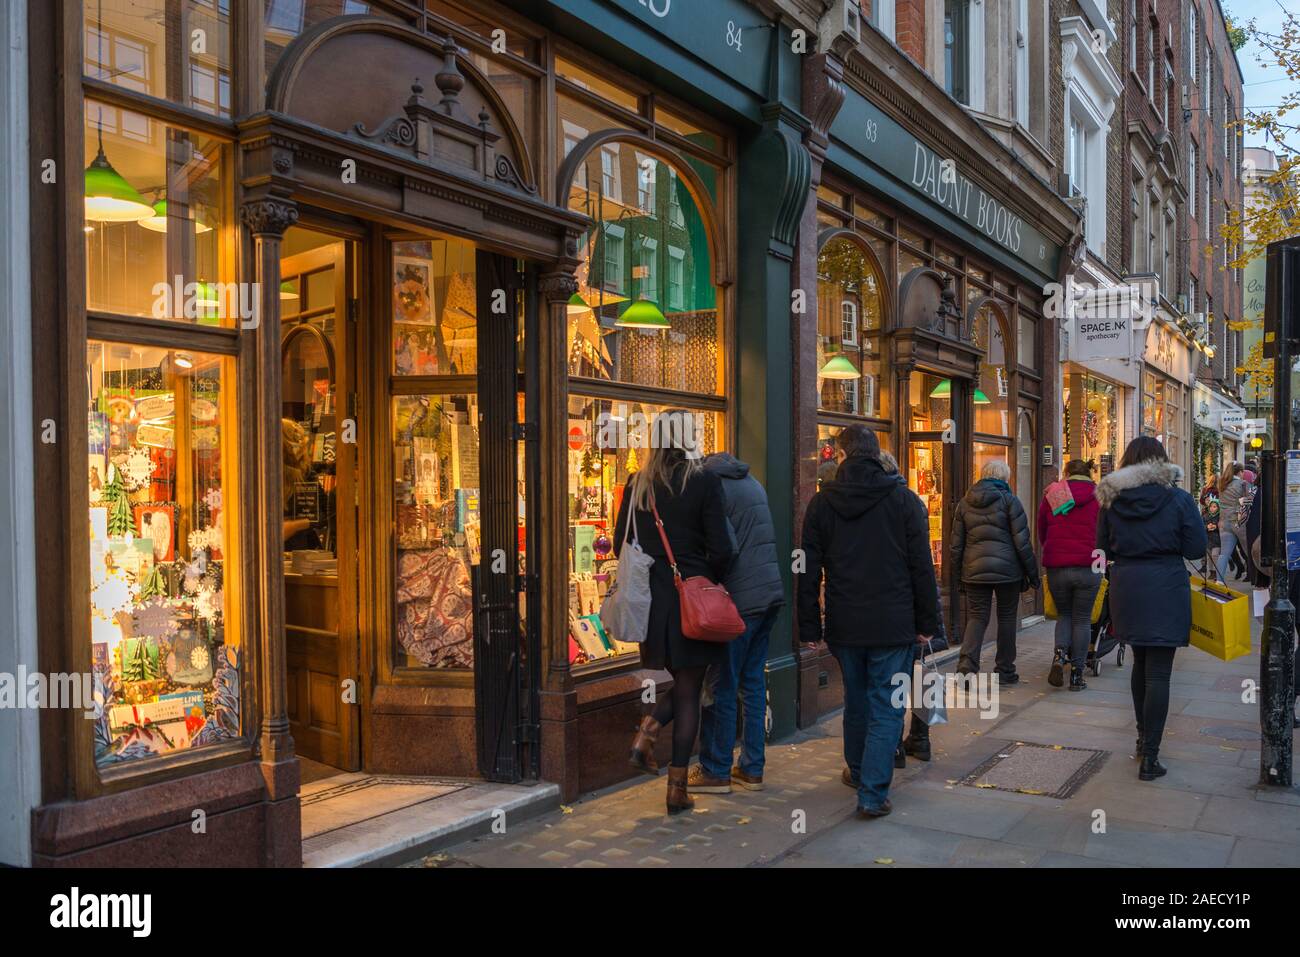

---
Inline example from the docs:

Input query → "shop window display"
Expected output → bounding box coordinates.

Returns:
[973,307,1011,437]
[564,142,723,396]
[84,103,230,323]
[87,341,239,766]
[815,423,890,488]
[391,238,478,375]
[816,238,887,419]
[392,394,479,669]
[565,398,721,666]
[907,371,952,573]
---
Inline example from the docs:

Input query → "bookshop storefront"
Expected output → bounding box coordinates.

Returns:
[795,44,1075,722]
[29,0,806,865]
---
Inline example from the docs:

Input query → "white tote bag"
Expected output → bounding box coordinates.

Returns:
[599,510,654,644]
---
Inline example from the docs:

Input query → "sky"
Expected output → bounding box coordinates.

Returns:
[1230,0,1297,154]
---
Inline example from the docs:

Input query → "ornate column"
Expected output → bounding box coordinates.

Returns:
[536,258,579,800]
[239,197,298,799]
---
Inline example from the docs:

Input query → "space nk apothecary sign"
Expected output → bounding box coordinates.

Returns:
[830,88,1059,279]
[609,0,774,99]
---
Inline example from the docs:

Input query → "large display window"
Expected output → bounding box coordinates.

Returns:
[87,342,240,766]
[559,81,730,669]
[816,237,889,421]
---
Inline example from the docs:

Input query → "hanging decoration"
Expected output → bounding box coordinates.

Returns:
[103,464,136,538]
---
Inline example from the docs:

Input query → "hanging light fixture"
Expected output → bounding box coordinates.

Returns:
[818,352,859,380]
[973,389,992,405]
[279,279,300,301]
[614,299,670,329]
[84,0,153,223]
[172,351,194,370]
[929,379,953,398]
[567,292,591,314]
[137,199,212,234]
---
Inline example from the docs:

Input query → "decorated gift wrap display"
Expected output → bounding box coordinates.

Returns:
[88,353,239,767]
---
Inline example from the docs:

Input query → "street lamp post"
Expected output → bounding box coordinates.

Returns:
[1259,238,1299,787]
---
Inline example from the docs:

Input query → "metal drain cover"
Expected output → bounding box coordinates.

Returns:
[960,742,1108,799]
[1198,724,1258,742]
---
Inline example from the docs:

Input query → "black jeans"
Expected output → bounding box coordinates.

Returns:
[1131,645,1178,757]
[1047,566,1103,670]
[959,582,1020,676]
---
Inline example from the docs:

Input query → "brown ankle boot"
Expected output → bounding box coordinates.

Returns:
[666,766,694,814]
[628,715,661,776]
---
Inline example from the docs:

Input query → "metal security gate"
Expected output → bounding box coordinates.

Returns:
[472,252,540,782]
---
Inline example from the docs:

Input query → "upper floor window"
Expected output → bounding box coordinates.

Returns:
[1067,117,1087,197]
[944,0,971,105]
[870,0,896,40]
[1188,4,1199,83]
[1188,140,1198,212]
[841,300,859,345]
[1146,19,1155,97]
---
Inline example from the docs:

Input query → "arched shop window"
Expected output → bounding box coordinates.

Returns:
[972,304,1013,479]
[815,235,890,470]
[562,136,727,669]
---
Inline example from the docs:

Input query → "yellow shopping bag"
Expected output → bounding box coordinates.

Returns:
[1188,576,1252,662]
[1043,574,1108,624]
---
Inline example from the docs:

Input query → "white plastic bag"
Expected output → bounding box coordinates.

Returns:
[600,511,654,644]
[914,640,948,727]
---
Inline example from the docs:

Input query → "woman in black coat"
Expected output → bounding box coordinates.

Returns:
[1096,436,1207,781]
[618,411,734,813]
[951,458,1039,683]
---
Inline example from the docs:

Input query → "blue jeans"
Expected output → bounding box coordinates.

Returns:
[699,607,778,778]
[831,641,913,810]
[1216,523,1242,582]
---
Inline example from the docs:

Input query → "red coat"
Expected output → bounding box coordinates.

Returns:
[1037,479,1101,568]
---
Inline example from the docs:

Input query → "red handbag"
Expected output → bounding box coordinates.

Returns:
[651,502,744,643]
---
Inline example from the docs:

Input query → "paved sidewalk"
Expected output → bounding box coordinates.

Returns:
[413,614,1299,868]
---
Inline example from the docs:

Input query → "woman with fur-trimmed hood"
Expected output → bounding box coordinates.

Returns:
[1095,437,1207,783]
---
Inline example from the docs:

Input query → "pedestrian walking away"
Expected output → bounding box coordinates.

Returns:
[1038,459,1103,692]
[952,459,1039,684]
[1214,463,1248,583]
[1096,436,1207,782]
[619,411,735,814]
[797,425,939,819]
[694,451,786,795]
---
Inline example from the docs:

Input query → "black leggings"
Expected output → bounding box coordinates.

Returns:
[1130,645,1177,757]
[650,665,709,768]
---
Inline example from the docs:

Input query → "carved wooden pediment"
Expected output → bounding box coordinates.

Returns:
[898,266,971,343]
[267,17,537,195]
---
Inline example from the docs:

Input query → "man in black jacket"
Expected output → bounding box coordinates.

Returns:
[798,425,940,818]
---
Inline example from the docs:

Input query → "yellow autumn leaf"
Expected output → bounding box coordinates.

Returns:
[560,805,574,814]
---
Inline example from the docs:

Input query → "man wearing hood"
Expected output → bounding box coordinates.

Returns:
[690,451,785,794]
[797,425,939,818]
[1096,436,1207,781]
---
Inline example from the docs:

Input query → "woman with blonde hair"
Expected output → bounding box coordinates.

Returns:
[620,409,734,813]
[1215,462,1247,582]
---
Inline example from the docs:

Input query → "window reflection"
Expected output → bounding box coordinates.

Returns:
[816,238,887,419]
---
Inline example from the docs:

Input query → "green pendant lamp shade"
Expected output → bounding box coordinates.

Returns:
[818,353,859,379]
[280,279,300,301]
[929,378,992,404]
[614,299,670,329]
[84,146,154,223]
[567,292,590,314]
[137,199,212,234]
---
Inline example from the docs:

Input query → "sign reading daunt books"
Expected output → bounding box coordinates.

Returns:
[830,88,1060,281]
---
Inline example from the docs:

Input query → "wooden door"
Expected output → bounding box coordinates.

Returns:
[281,239,361,770]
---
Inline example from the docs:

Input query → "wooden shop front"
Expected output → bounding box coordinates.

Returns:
[30,0,746,866]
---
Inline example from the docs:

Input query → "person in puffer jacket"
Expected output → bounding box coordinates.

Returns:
[1038,459,1102,691]
[693,452,785,794]
[1095,436,1207,782]
[951,459,1039,683]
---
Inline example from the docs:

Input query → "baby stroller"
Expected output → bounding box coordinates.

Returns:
[1084,584,1125,676]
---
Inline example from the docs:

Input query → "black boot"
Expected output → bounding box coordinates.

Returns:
[1135,725,1144,757]
[894,741,907,769]
[903,715,931,761]
[1139,753,1167,781]
[1048,648,1067,688]
[1069,667,1087,692]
